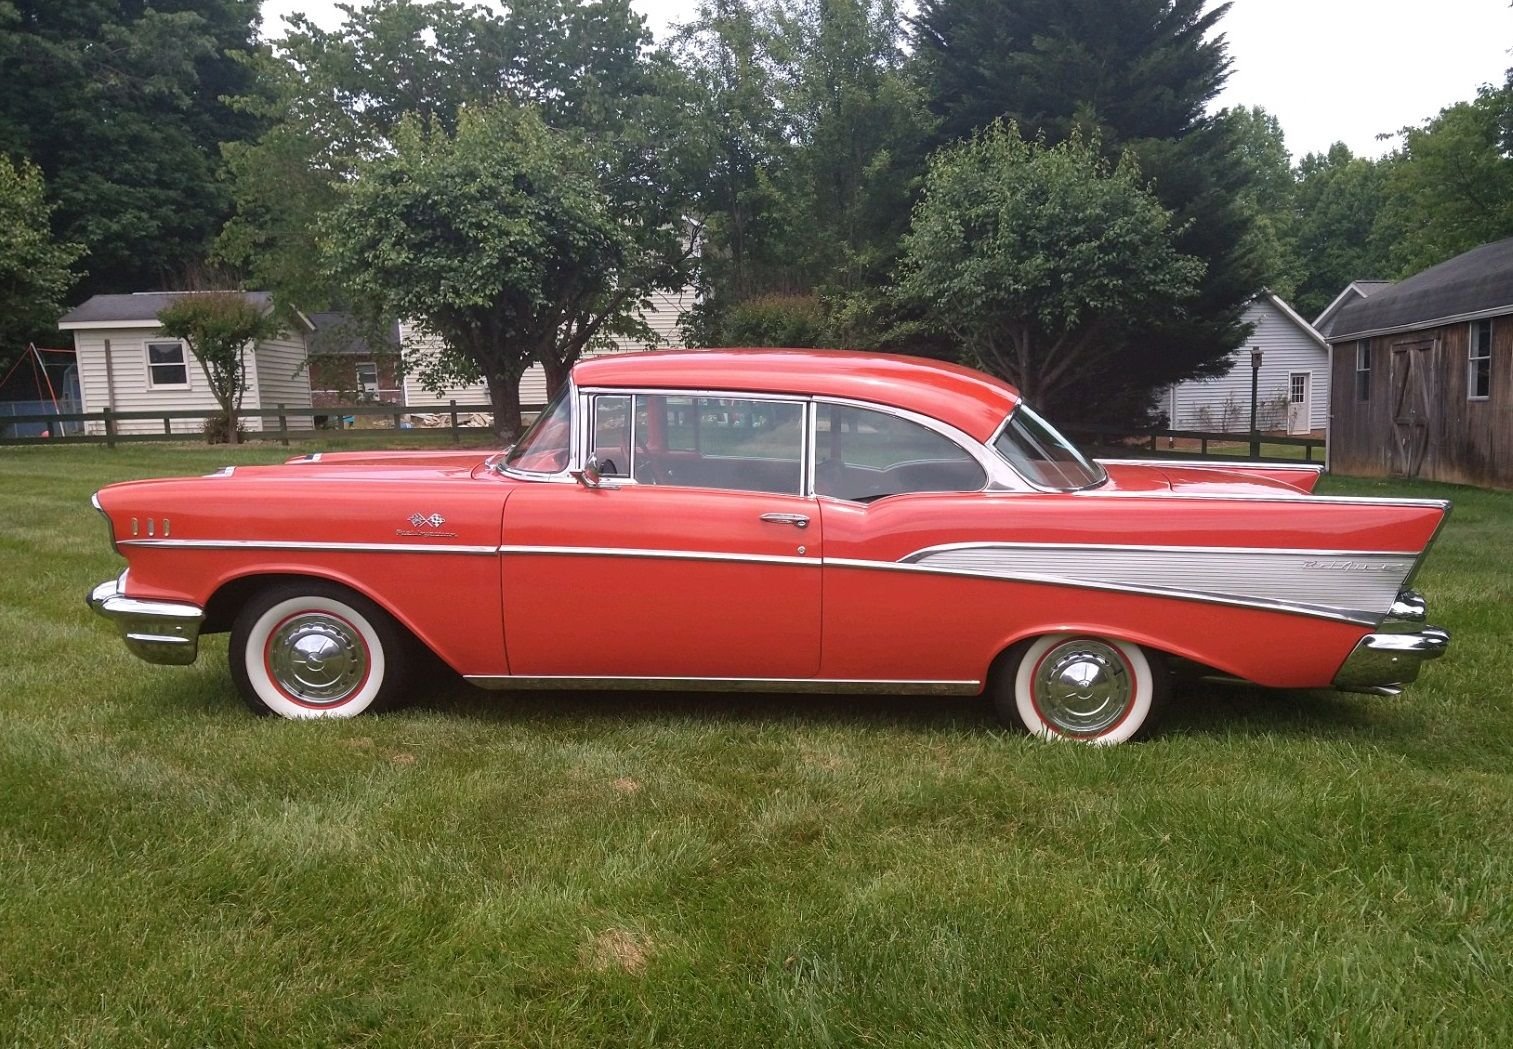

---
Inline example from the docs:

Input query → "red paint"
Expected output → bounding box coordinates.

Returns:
[91,349,1449,697]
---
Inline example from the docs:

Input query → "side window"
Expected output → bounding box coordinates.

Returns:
[146,341,189,388]
[632,394,804,495]
[589,394,632,477]
[815,403,985,501]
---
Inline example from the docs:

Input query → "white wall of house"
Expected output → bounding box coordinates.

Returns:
[400,287,697,409]
[247,331,314,430]
[73,325,314,435]
[1162,294,1330,434]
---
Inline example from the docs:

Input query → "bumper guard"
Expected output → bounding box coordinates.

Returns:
[1333,589,1449,695]
[87,575,204,666]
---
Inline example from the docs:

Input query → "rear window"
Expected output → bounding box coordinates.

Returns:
[993,405,1104,490]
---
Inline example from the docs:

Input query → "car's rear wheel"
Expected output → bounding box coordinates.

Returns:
[992,634,1167,744]
[230,582,411,719]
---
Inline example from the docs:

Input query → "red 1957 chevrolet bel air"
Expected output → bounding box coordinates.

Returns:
[87,349,1450,743]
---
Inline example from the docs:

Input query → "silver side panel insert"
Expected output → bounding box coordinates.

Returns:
[467,675,980,695]
[897,542,1413,621]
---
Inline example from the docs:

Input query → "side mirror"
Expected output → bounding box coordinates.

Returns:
[571,454,605,489]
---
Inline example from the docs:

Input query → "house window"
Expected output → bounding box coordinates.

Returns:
[1469,320,1492,400]
[1355,341,1371,402]
[355,361,379,396]
[146,341,188,388]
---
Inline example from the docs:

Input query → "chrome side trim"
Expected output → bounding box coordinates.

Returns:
[1069,490,1453,510]
[87,576,204,666]
[466,675,981,695]
[91,491,117,547]
[118,538,498,556]
[499,544,816,567]
[902,540,1415,560]
[822,555,1382,625]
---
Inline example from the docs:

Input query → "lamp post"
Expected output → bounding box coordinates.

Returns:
[1249,348,1264,459]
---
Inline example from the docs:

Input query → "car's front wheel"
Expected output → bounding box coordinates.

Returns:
[230,582,411,719]
[992,634,1167,744]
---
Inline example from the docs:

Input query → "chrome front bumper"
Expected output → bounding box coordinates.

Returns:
[87,575,204,666]
[1333,589,1449,695]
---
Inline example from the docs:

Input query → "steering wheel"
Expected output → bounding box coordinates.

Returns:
[634,436,673,485]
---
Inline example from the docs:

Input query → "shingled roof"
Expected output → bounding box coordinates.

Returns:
[1328,238,1513,340]
[58,291,276,328]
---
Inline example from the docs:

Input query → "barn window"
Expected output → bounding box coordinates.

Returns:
[146,341,189,388]
[1469,320,1492,400]
[1355,341,1371,401]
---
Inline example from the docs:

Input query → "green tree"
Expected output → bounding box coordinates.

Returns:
[156,291,281,445]
[1219,105,1301,300]
[894,125,1204,420]
[671,0,792,315]
[0,0,261,294]
[322,105,653,439]
[0,157,81,372]
[1374,83,1513,276]
[911,0,1267,408]
[1289,144,1391,319]
[221,0,694,403]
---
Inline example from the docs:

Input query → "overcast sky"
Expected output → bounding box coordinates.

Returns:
[257,0,1512,160]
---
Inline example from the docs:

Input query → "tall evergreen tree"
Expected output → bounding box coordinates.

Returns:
[911,0,1269,409]
[0,0,262,294]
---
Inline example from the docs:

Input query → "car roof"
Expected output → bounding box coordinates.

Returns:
[573,349,1021,443]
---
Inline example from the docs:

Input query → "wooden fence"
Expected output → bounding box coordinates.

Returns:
[2,403,1326,464]
[0,401,509,448]
[1063,424,1325,463]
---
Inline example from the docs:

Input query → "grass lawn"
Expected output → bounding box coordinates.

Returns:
[2,442,1511,1047]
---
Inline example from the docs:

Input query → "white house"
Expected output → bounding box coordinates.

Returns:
[1161,291,1330,436]
[399,286,697,408]
[58,292,315,435]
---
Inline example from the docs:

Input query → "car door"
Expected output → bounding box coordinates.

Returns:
[500,391,821,680]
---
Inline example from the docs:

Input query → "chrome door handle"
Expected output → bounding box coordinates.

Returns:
[760,512,809,529]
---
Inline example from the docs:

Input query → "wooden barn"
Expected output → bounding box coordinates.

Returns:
[1327,238,1513,487]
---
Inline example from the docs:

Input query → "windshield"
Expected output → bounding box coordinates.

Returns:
[993,404,1105,490]
[503,387,572,473]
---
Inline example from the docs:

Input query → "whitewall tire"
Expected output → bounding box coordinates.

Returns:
[230,583,411,719]
[993,634,1168,744]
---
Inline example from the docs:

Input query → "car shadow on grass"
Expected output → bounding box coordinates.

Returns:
[138,647,1429,747]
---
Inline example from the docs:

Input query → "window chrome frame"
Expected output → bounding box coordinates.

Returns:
[496,379,581,483]
[987,404,1108,493]
[807,395,1015,498]
[575,386,814,496]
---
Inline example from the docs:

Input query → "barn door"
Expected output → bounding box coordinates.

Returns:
[1390,340,1436,477]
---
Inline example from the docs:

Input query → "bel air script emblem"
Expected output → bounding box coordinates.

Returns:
[397,512,457,538]
[1301,559,1393,572]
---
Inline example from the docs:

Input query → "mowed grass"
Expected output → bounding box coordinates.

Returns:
[2,442,1512,1047]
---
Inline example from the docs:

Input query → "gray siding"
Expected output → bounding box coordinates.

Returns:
[74,325,314,435]
[249,331,315,429]
[1163,297,1330,433]
[400,287,696,409]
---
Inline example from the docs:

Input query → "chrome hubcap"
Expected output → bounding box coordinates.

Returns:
[1032,639,1133,736]
[267,613,367,705]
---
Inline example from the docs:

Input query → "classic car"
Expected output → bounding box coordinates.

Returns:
[87,349,1451,743]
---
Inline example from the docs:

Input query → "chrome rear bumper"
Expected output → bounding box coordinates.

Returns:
[1333,589,1449,694]
[87,575,204,666]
